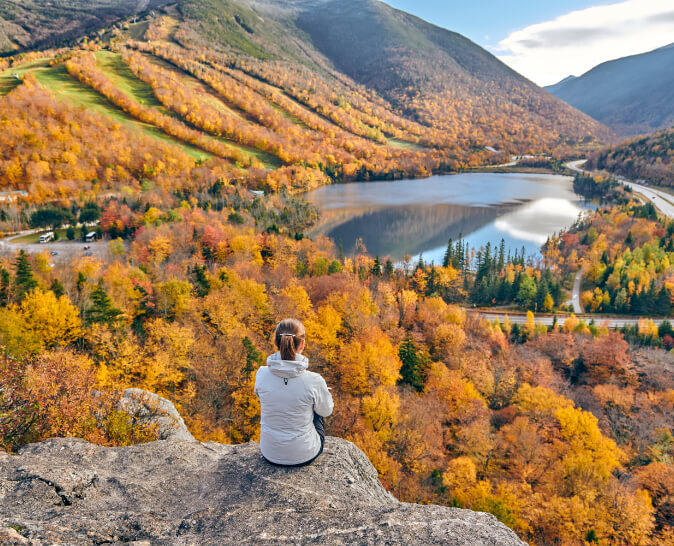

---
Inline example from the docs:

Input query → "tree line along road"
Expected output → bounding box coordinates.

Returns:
[500,160,674,326]
[476,310,669,329]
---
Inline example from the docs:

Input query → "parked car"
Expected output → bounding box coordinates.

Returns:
[85,251,94,256]
[51,251,58,256]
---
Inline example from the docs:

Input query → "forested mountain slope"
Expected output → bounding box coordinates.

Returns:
[587,128,674,186]
[546,44,674,136]
[1,0,610,163]
[0,0,171,54]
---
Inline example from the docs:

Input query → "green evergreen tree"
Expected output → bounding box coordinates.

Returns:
[398,337,427,393]
[76,271,87,294]
[189,264,211,298]
[242,336,264,376]
[371,256,383,277]
[86,281,122,326]
[49,278,65,298]
[443,238,453,268]
[497,239,506,272]
[0,267,10,306]
[13,250,37,301]
[384,259,395,278]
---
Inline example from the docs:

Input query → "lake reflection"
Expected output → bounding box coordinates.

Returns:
[305,173,590,262]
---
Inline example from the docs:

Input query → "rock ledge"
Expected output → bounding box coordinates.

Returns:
[0,435,525,545]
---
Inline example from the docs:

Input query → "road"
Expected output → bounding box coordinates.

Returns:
[560,160,672,323]
[571,269,584,314]
[487,156,518,168]
[477,311,666,328]
[567,160,674,218]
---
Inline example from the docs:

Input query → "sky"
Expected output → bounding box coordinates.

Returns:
[382,0,674,86]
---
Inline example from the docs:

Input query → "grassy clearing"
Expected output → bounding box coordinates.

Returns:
[0,58,52,95]
[140,52,281,168]
[0,59,212,160]
[268,101,311,129]
[10,228,71,244]
[3,53,279,168]
[143,52,249,120]
[95,50,169,110]
[388,138,426,151]
[126,21,150,41]
[29,63,213,161]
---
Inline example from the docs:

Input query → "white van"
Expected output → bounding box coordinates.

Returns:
[39,232,54,244]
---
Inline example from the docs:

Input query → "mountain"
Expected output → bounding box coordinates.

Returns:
[545,75,576,95]
[586,127,674,186]
[546,44,674,136]
[184,0,611,152]
[1,0,610,160]
[0,0,172,54]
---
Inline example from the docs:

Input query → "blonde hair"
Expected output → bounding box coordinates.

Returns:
[274,318,306,361]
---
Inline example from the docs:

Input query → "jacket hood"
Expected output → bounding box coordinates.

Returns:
[266,351,309,378]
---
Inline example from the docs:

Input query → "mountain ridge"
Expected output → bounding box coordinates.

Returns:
[545,43,674,136]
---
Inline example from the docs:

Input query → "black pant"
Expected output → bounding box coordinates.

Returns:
[264,412,325,467]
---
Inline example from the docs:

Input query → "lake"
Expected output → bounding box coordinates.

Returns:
[305,172,592,263]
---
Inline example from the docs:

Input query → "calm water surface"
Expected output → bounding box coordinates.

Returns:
[305,172,592,263]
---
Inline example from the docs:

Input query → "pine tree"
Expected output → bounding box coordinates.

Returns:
[497,239,506,272]
[49,278,65,298]
[14,250,37,301]
[86,281,122,326]
[189,265,211,298]
[337,240,345,263]
[371,256,383,277]
[398,337,427,393]
[76,271,87,294]
[0,267,10,306]
[443,238,453,268]
[242,336,264,376]
[384,259,394,278]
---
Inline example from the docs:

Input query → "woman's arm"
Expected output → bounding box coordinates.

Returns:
[313,375,334,417]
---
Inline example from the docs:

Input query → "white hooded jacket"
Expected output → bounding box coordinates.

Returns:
[254,352,333,465]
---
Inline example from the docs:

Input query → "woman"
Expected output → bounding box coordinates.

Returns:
[254,318,333,466]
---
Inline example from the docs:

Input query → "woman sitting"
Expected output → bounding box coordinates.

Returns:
[254,318,334,466]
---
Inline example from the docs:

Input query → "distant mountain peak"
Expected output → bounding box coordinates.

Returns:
[545,43,674,136]
[552,75,577,87]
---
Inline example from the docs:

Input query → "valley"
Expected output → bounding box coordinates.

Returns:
[0,1,673,545]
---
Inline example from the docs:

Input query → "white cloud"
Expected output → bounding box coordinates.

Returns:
[493,0,674,86]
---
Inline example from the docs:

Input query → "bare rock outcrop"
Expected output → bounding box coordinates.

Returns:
[118,388,195,443]
[0,438,525,545]
[0,391,525,545]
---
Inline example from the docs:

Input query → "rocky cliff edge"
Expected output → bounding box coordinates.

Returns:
[0,393,525,545]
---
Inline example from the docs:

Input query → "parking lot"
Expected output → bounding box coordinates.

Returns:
[0,233,109,261]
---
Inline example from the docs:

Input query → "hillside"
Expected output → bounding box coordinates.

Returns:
[0,0,610,172]
[546,44,674,136]
[284,0,611,152]
[586,128,674,186]
[0,0,171,54]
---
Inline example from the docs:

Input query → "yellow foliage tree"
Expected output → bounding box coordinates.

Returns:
[0,289,82,353]
[362,386,400,441]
